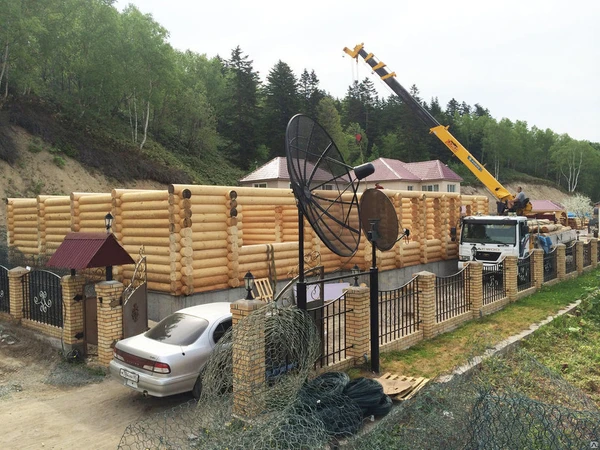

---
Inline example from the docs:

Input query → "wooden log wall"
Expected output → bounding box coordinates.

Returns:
[6,186,488,297]
[71,192,112,232]
[114,189,170,292]
[7,198,39,256]
[37,195,71,256]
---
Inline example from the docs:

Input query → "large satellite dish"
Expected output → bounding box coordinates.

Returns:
[286,114,373,257]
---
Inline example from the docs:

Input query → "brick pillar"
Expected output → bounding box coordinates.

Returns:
[230,298,266,419]
[532,249,544,289]
[96,280,124,366]
[345,286,370,364]
[8,267,30,321]
[468,262,483,319]
[576,240,584,274]
[505,256,518,302]
[416,271,436,339]
[61,275,86,354]
[591,238,598,268]
[556,244,566,280]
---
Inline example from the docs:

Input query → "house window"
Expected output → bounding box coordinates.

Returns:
[447,184,456,193]
[323,184,334,190]
[253,183,267,188]
[407,185,413,191]
[422,184,439,192]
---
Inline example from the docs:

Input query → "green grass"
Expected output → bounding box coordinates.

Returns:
[380,269,600,379]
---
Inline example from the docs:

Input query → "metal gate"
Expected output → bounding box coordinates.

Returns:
[122,252,147,339]
[0,266,9,314]
[84,284,98,346]
[22,270,63,327]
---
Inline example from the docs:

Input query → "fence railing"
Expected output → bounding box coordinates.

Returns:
[584,241,592,267]
[0,266,9,314]
[565,243,577,274]
[378,277,420,344]
[22,270,63,327]
[309,292,352,369]
[517,255,533,292]
[543,248,558,282]
[482,262,505,305]
[435,266,470,323]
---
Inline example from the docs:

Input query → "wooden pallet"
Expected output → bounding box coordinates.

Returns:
[375,372,430,401]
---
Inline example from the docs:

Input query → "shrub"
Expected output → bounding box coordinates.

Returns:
[53,155,66,168]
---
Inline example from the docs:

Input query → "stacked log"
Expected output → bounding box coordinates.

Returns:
[226,190,241,288]
[37,195,71,257]
[71,192,112,232]
[446,195,460,258]
[113,189,170,292]
[7,198,39,256]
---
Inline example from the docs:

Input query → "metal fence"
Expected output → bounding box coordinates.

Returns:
[543,248,558,283]
[22,270,63,327]
[517,255,533,292]
[378,277,420,345]
[435,266,470,323]
[565,243,577,274]
[482,262,505,305]
[308,292,352,369]
[583,241,592,267]
[0,265,9,313]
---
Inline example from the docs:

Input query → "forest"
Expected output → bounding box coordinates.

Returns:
[1,0,599,197]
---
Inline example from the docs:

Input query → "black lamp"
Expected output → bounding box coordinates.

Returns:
[244,271,255,300]
[351,264,360,287]
[105,212,114,233]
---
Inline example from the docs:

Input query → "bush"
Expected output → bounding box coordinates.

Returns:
[53,155,66,168]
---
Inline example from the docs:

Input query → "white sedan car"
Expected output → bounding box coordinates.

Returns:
[109,302,232,399]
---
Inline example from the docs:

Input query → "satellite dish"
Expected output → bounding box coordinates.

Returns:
[286,114,373,257]
[359,188,399,251]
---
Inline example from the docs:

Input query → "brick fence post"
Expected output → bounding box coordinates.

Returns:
[591,238,598,268]
[61,275,86,355]
[345,286,370,364]
[468,262,483,319]
[532,249,544,289]
[576,240,584,274]
[556,244,566,280]
[416,271,436,339]
[505,256,518,302]
[96,280,124,366]
[8,267,30,321]
[230,298,266,420]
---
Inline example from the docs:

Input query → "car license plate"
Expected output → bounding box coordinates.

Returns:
[126,379,138,389]
[120,368,139,383]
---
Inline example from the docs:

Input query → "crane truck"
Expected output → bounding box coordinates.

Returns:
[343,43,576,268]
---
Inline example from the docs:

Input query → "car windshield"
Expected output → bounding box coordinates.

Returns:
[145,313,209,346]
[461,223,516,245]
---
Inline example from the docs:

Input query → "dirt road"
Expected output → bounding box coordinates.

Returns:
[0,321,191,450]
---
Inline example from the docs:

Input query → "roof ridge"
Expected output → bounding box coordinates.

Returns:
[380,157,404,180]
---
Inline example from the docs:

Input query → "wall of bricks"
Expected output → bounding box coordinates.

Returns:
[96,281,124,366]
[345,286,370,364]
[61,275,85,352]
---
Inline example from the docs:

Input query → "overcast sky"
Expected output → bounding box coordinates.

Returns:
[115,0,600,143]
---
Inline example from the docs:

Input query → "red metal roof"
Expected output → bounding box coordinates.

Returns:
[47,232,135,269]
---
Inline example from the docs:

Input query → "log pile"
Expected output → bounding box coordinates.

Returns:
[38,195,71,256]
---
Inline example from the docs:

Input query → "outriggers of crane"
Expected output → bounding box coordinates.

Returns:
[343,43,532,216]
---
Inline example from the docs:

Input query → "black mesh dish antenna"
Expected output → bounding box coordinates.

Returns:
[285,114,373,310]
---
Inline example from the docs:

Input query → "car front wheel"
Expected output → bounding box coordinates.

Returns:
[192,375,202,400]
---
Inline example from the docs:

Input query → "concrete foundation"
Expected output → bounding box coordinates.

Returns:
[148,259,459,321]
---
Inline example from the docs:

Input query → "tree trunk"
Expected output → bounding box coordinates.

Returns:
[140,99,150,150]
[0,41,9,92]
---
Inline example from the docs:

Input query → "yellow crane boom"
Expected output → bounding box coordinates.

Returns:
[343,43,531,215]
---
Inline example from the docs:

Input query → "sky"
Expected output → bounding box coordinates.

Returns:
[114,0,600,143]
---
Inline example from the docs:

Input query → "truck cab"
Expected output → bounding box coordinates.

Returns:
[458,215,530,269]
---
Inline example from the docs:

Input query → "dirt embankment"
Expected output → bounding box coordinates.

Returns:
[461,182,570,214]
[0,125,166,226]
